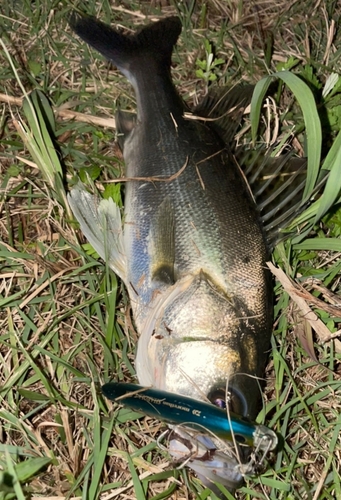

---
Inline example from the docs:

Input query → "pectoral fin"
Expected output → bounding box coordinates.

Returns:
[68,182,127,282]
[149,197,175,285]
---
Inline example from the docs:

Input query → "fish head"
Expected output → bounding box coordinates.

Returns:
[136,272,265,419]
[135,272,270,491]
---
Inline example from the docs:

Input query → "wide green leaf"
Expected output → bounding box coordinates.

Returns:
[251,70,322,202]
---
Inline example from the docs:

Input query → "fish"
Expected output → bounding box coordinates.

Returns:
[67,13,304,495]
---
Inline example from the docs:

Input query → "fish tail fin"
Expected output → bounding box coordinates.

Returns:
[69,13,182,80]
[68,182,127,281]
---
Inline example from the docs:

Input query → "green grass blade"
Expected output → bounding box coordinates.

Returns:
[314,128,341,222]
[4,449,25,500]
[126,453,146,500]
[251,71,322,202]
[13,457,52,483]
[250,75,274,143]
[274,71,322,200]
[88,382,115,500]
[293,238,341,251]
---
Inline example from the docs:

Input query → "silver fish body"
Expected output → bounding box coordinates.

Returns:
[127,107,272,411]
[68,14,273,493]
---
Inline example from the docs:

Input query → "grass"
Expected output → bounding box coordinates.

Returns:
[1,0,341,499]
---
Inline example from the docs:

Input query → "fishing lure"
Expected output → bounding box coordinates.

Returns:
[102,382,278,452]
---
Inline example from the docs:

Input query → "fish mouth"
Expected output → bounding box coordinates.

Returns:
[165,421,276,495]
[165,425,250,493]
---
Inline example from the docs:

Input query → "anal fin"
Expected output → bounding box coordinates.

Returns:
[68,182,127,282]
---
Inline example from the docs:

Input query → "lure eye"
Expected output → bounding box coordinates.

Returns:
[207,388,227,409]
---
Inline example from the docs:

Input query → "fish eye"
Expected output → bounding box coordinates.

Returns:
[207,388,227,409]
[226,388,248,416]
[208,387,248,416]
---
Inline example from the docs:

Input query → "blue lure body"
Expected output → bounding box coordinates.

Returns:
[102,382,277,451]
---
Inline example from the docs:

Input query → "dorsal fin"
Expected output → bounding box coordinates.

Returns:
[193,85,254,146]
[235,148,308,245]
[193,85,327,247]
